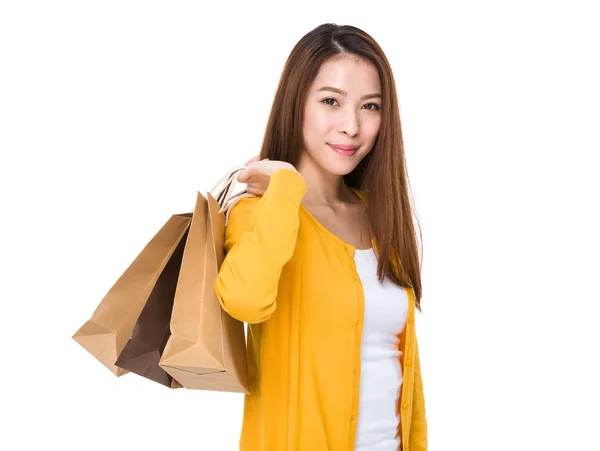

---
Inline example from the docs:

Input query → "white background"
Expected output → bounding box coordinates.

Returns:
[1,1,599,450]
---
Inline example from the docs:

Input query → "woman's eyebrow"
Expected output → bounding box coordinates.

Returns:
[317,86,382,100]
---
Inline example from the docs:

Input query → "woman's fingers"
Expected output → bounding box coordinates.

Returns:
[245,155,261,165]
[246,185,265,196]
[238,166,251,183]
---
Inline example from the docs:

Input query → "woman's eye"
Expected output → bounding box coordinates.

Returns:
[364,103,381,111]
[321,98,381,111]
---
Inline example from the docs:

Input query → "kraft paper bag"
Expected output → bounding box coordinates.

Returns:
[114,228,189,388]
[159,168,251,393]
[72,214,191,377]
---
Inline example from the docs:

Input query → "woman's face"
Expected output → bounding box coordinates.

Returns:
[301,55,382,176]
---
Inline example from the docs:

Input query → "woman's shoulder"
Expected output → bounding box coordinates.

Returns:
[225,194,261,223]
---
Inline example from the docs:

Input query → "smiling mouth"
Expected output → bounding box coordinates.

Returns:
[328,144,358,156]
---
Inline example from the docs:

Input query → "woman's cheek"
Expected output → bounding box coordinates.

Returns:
[364,116,381,138]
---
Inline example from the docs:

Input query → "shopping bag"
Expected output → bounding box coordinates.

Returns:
[159,167,252,393]
[114,227,189,388]
[72,214,191,376]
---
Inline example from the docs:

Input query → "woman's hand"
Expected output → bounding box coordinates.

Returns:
[238,156,301,196]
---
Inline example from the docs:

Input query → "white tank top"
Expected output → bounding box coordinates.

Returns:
[353,247,408,451]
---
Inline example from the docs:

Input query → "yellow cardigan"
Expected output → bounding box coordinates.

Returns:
[215,168,427,451]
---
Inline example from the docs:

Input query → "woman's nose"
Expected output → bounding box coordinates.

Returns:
[339,111,360,136]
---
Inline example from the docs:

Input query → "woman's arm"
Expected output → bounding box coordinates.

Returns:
[214,168,306,324]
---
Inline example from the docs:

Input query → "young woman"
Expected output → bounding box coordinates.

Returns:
[215,23,427,451]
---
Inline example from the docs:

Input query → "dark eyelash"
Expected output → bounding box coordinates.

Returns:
[321,98,381,111]
[364,103,381,111]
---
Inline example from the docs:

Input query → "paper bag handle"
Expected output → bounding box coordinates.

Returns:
[209,166,256,226]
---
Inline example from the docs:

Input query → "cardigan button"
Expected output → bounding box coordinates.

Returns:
[408,316,414,324]
[406,359,413,367]
[402,402,409,409]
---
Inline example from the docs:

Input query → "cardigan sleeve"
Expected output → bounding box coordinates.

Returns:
[409,334,428,450]
[214,168,306,324]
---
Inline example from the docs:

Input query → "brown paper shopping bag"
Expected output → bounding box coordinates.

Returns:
[114,228,189,388]
[159,168,252,393]
[72,214,191,376]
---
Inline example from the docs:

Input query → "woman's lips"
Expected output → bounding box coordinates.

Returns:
[328,144,358,156]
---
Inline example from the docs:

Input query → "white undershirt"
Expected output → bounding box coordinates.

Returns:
[353,247,408,451]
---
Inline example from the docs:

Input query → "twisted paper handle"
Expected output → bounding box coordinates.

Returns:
[209,166,256,226]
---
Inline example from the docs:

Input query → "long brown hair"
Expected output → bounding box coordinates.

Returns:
[259,23,424,311]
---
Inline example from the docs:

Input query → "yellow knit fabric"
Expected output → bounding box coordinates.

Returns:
[215,168,427,451]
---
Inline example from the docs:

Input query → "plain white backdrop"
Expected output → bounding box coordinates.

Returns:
[1,1,599,450]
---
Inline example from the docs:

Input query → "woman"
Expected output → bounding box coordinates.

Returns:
[215,23,427,451]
